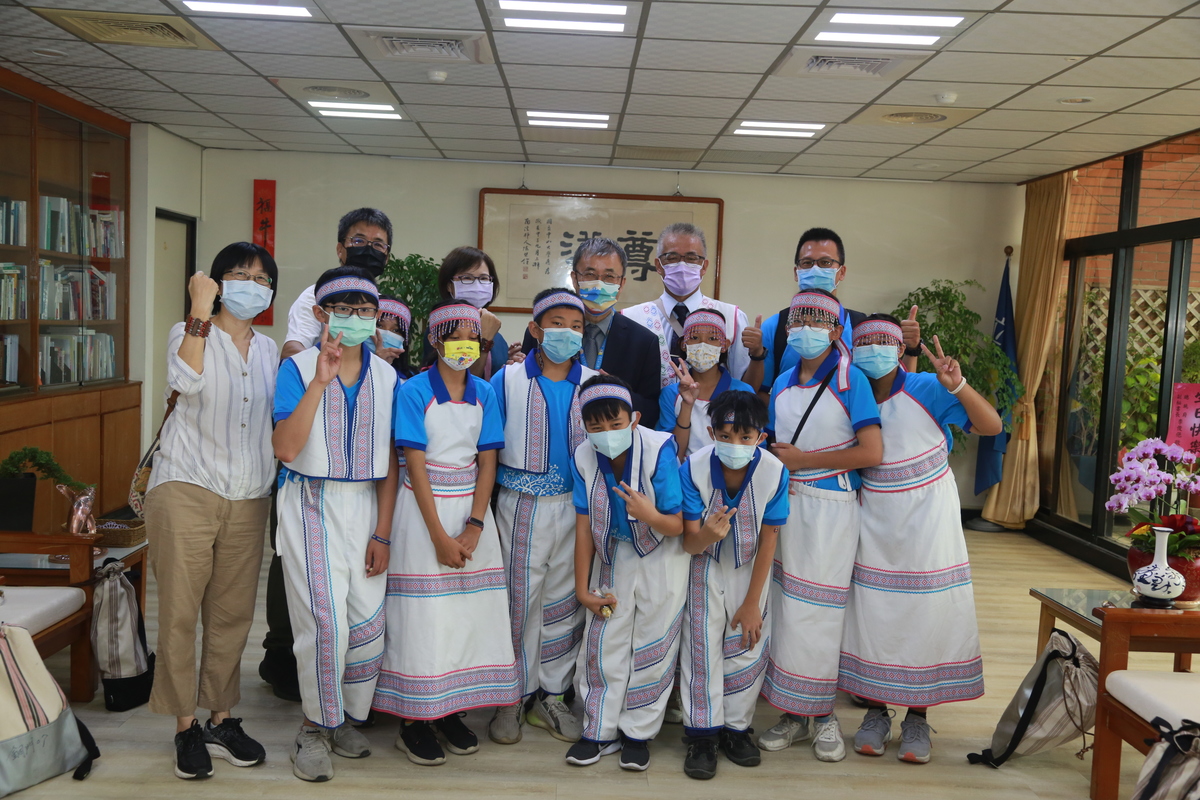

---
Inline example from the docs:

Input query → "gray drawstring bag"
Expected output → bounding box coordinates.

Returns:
[968,628,1098,767]
[93,559,154,712]
[1132,718,1200,800]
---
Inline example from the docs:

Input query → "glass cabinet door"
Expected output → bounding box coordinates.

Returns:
[0,89,33,394]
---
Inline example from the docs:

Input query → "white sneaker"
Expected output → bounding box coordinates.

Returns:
[812,715,846,762]
[757,714,811,752]
[663,686,683,724]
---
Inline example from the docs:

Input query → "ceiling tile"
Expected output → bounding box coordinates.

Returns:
[823,123,940,144]
[527,155,611,165]
[878,156,975,169]
[636,41,784,74]
[910,52,1074,84]
[97,45,253,75]
[187,139,277,150]
[1070,113,1200,136]
[611,159,699,168]
[429,139,523,154]
[509,88,625,113]
[991,149,1094,165]
[149,72,283,96]
[632,69,758,99]
[442,151,524,161]
[624,94,743,117]
[957,162,1046,176]
[703,149,793,164]
[863,169,953,180]
[161,124,259,141]
[420,122,519,140]
[941,174,1019,182]
[946,13,1155,56]
[359,147,441,157]
[492,32,636,69]
[282,144,360,153]
[371,62,502,86]
[79,88,202,111]
[618,131,716,148]
[700,163,781,173]
[786,154,888,168]
[828,0,1002,8]
[404,104,514,125]
[189,94,304,115]
[1029,131,1165,151]
[0,6,71,37]
[645,3,816,44]
[194,19,356,57]
[899,144,1012,160]
[23,63,164,90]
[247,131,346,145]
[1045,57,1200,89]
[504,65,629,93]
[1124,90,1200,116]
[711,134,815,152]
[960,108,1103,131]
[389,83,511,107]
[1105,18,1200,58]
[217,113,330,132]
[525,142,613,157]
[999,85,1162,112]
[0,38,125,69]
[117,108,231,126]
[621,114,727,134]
[928,127,1052,147]
[318,118,426,136]
[318,0,483,28]
[740,99,860,123]
[753,75,884,104]
[338,133,434,147]
[876,80,1025,109]
[777,165,868,177]
[20,0,168,12]
[1004,0,1193,12]
[235,53,376,81]
[803,139,912,156]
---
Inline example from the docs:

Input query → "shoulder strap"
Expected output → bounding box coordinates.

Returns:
[156,390,181,439]
[789,366,836,446]
[770,308,788,389]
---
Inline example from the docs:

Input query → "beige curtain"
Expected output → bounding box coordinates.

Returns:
[982,173,1072,527]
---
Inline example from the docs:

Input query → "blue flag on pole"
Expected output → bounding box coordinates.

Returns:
[974,258,1018,495]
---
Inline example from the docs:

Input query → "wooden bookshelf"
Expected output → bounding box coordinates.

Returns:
[0,66,139,532]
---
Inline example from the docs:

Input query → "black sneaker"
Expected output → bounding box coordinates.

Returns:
[683,735,718,780]
[565,739,621,766]
[719,727,761,767]
[433,713,479,755]
[395,721,446,766]
[204,718,266,767]
[174,720,213,780]
[258,647,301,703]
[618,737,650,771]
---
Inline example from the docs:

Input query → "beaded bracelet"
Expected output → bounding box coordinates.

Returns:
[480,338,494,353]
[184,315,212,338]
[371,534,391,545]
[948,376,968,395]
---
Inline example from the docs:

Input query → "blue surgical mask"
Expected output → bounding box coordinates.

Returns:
[787,326,833,360]
[220,280,273,320]
[714,441,757,470]
[853,344,899,379]
[365,328,405,354]
[540,327,583,364]
[797,265,839,293]
[589,423,633,460]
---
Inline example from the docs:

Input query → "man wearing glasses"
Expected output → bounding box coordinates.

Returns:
[623,222,755,389]
[755,227,921,399]
[281,207,394,360]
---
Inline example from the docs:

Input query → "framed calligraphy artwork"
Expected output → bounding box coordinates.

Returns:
[478,188,723,313]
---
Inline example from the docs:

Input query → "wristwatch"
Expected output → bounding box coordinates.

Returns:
[466,516,485,529]
[749,349,767,362]
[904,344,922,357]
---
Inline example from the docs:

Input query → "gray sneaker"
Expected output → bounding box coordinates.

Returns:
[290,727,333,782]
[853,708,893,756]
[488,701,525,744]
[757,714,811,752]
[330,722,371,758]
[812,715,846,762]
[664,686,683,724]
[897,716,935,764]
[527,694,583,742]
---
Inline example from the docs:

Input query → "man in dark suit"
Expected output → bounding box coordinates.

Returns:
[522,237,662,427]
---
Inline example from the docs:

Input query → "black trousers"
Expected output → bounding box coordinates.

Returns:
[262,482,294,652]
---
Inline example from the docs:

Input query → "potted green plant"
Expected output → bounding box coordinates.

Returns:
[892,279,1023,451]
[377,252,441,370]
[0,446,86,531]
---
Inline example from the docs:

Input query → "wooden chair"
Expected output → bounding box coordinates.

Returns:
[1090,606,1200,800]
[0,531,100,702]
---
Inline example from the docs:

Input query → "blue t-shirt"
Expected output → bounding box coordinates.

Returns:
[490,352,583,495]
[767,349,880,492]
[572,433,683,542]
[657,367,755,432]
[394,366,504,453]
[759,306,856,392]
[889,370,972,452]
[680,448,790,527]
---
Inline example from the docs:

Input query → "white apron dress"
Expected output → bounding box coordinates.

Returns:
[839,373,984,707]
[622,294,746,388]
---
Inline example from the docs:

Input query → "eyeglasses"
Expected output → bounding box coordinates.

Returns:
[659,252,705,265]
[223,269,272,287]
[790,314,836,330]
[451,274,494,285]
[573,269,623,283]
[796,258,841,270]
[325,305,378,320]
[345,236,390,254]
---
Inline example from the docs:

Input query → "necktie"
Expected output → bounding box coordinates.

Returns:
[584,323,603,367]
[669,302,688,358]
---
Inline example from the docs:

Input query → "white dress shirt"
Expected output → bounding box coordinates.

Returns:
[149,321,279,501]
[285,283,320,348]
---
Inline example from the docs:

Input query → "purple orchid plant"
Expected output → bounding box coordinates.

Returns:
[1106,437,1200,557]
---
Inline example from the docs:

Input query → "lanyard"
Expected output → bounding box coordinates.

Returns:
[583,338,606,371]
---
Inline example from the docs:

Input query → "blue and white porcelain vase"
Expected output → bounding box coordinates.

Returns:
[1133,526,1187,608]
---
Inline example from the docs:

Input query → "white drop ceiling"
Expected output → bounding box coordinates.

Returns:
[0,0,1199,182]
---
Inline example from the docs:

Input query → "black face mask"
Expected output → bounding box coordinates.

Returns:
[344,245,388,276]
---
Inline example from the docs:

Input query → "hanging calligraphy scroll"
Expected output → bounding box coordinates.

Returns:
[251,179,276,325]
[479,188,722,313]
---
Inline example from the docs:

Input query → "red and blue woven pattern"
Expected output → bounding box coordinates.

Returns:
[579,383,632,410]
[789,291,842,322]
[379,298,411,329]
[532,290,584,320]
[428,303,481,341]
[683,309,727,343]
[853,319,903,346]
[315,276,378,304]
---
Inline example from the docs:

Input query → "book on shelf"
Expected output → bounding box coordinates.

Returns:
[38,197,125,258]
[39,328,114,385]
[1,333,17,384]
[0,262,26,320]
[38,260,117,321]
[0,198,28,247]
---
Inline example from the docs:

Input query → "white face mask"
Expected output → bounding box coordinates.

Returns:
[685,342,721,373]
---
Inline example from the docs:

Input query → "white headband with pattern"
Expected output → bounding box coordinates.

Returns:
[579,383,632,410]
[316,276,379,305]
[533,291,585,320]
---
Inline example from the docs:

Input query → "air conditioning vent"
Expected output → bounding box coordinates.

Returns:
[31,9,219,50]
[303,85,371,99]
[774,46,931,80]
[883,111,948,124]
[344,27,494,64]
[848,104,984,129]
[379,37,469,61]
[806,55,894,77]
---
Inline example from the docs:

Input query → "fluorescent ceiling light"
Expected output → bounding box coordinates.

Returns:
[318,110,402,119]
[527,111,609,121]
[503,17,624,32]
[733,129,815,138]
[309,101,394,111]
[740,121,825,130]
[528,119,608,128]
[815,31,940,45]
[498,1,626,14]
[182,1,311,17]
[830,13,962,27]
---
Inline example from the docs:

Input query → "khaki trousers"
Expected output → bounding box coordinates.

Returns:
[145,480,269,717]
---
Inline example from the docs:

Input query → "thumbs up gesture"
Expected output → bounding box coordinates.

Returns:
[742,314,765,358]
[900,305,921,352]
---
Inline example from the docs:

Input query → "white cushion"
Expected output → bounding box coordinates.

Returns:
[1107,670,1200,729]
[0,586,86,636]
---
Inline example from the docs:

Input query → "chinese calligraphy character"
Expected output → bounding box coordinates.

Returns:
[618,230,657,282]
[255,197,273,214]
[560,230,603,257]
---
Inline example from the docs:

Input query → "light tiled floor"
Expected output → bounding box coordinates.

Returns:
[30,529,1167,799]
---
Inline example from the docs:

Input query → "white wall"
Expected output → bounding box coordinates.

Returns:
[129,124,203,447]
[176,149,1023,506]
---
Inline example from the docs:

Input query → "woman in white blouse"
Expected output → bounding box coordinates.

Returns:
[144,242,279,781]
